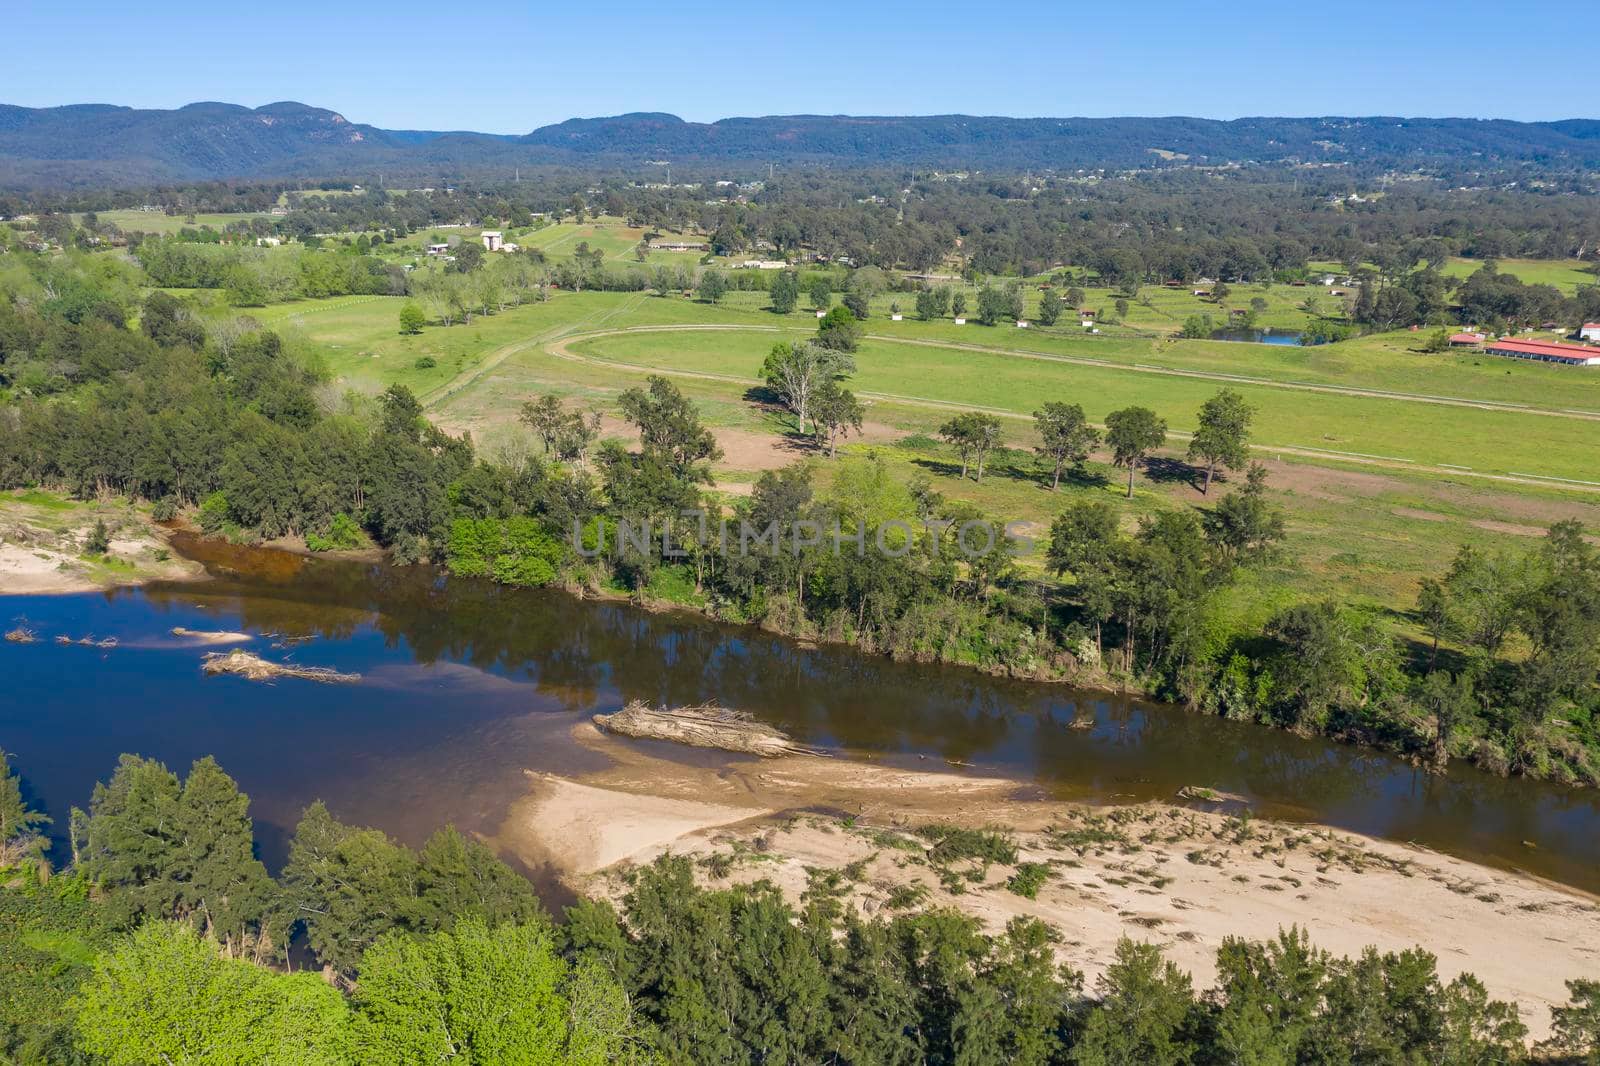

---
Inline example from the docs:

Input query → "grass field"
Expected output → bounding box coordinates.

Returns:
[1441,257,1598,294]
[78,209,276,235]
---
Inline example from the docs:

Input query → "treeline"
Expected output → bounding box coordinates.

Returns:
[4,749,1600,1064]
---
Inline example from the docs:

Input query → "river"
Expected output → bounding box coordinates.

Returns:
[5,534,1598,891]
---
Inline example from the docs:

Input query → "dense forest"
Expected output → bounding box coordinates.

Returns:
[3,748,1599,1064]
[5,100,1600,185]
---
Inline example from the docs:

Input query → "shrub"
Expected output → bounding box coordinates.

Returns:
[151,496,178,522]
[197,492,228,535]
[84,519,110,556]
[1007,862,1051,899]
[413,356,436,370]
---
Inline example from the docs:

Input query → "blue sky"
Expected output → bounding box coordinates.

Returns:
[3,0,1592,132]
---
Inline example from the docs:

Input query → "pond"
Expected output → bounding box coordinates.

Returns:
[1208,327,1321,346]
[5,534,1598,891]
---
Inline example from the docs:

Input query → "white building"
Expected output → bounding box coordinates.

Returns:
[481,230,504,252]
[1581,322,1600,342]
[426,243,450,256]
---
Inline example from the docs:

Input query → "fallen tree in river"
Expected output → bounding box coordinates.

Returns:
[201,649,359,684]
[593,700,824,758]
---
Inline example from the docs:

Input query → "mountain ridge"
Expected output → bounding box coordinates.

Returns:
[3,101,1599,187]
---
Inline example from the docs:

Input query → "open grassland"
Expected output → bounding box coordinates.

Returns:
[1441,256,1597,294]
[79,209,274,235]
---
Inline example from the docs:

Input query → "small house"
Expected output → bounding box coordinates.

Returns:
[481,230,504,252]
[1192,289,1209,297]
[426,243,449,256]
[1448,332,1484,348]
[953,317,966,325]
[1080,309,1096,319]
[890,313,903,321]
[1016,320,1030,328]
[816,310,827,318]
[1582,323,1600,342]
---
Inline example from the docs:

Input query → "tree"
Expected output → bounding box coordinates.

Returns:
[1205,463,1285,562]
[811,378,864,457]
[1046,500,1125,652]
[1187,388,1255,494]
[976,284,1022,326]
[1542,979,1600,1064]
[398,301,426,335]
[769,270,799,314]
[1033,402,1098,490]
[761,341,854,435]
[815,305,862,352]
[0,748,49,868]
[617,375,722,478]
[842,290,870,320]
[951,292,967,319]
[915,286,950,321]
[1179,314,1214,339]
[808,275,832,309]
[697,270,727,304]
[1035,291,1061,326]
[1104,406,1168,498]
[73,921,354,1066]
[80,755,276,953]
[938,412,1003,481]
[1264,601,1389,730]
[353,918,571,1064]
[1073,938,1198,1066]
[520,394,568,454]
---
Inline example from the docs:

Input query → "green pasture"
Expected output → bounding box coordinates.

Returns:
[80,209,274,235]
[567,327,1600,482]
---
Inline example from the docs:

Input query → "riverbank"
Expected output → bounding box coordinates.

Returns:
[0,491,201,595]
[496,721,1600,1040]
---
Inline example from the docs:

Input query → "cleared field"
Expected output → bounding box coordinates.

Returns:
[1441,257,1597,294]
[566,327,1600,483]
[80,209,274,235]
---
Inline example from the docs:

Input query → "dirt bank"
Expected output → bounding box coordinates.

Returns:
[496,722,1600,1040]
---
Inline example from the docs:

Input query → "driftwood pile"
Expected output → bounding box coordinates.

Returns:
[593,700,823,758]
[55,634,118,648]
[201,649,360,685]
[4,626,37,644]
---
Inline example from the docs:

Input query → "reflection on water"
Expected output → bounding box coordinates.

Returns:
[5,533,1598,891]
[1208,328,1318,346]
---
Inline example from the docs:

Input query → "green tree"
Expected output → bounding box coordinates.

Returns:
[80,755,276,954]
[618,375,722,478]
[398,301,426,335]
[1204,463,1285,563]
[1179,313,1214,339]
[1542,979,1600,1064]
[939,412,1003,481]
[808,275,832,309]
[353,917,572,1064]
[815,305,862,352]
[0,748,49,868]
[73,921,354,1066]
[1036,291,1061,326]
[951,291,967,319]
[84,519,110,556]
[1033,402,1098,490]
[1104,406,1168,498]
[697,270,727,304]
[1187,388,1255,494]
[1073,938,1198,1066]
[769,270,800,314]
[811,378,864,458]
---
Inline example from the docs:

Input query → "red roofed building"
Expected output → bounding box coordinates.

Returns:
[1482,337,1600,366]
[1448,332,1483,347]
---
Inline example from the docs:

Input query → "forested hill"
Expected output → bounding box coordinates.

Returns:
[3,100,1600,186]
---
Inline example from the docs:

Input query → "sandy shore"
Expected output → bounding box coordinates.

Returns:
[1,495,201,595]
[494,722,1600,1039]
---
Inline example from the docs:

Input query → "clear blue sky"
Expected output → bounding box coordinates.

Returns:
[3,0,1592,132]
